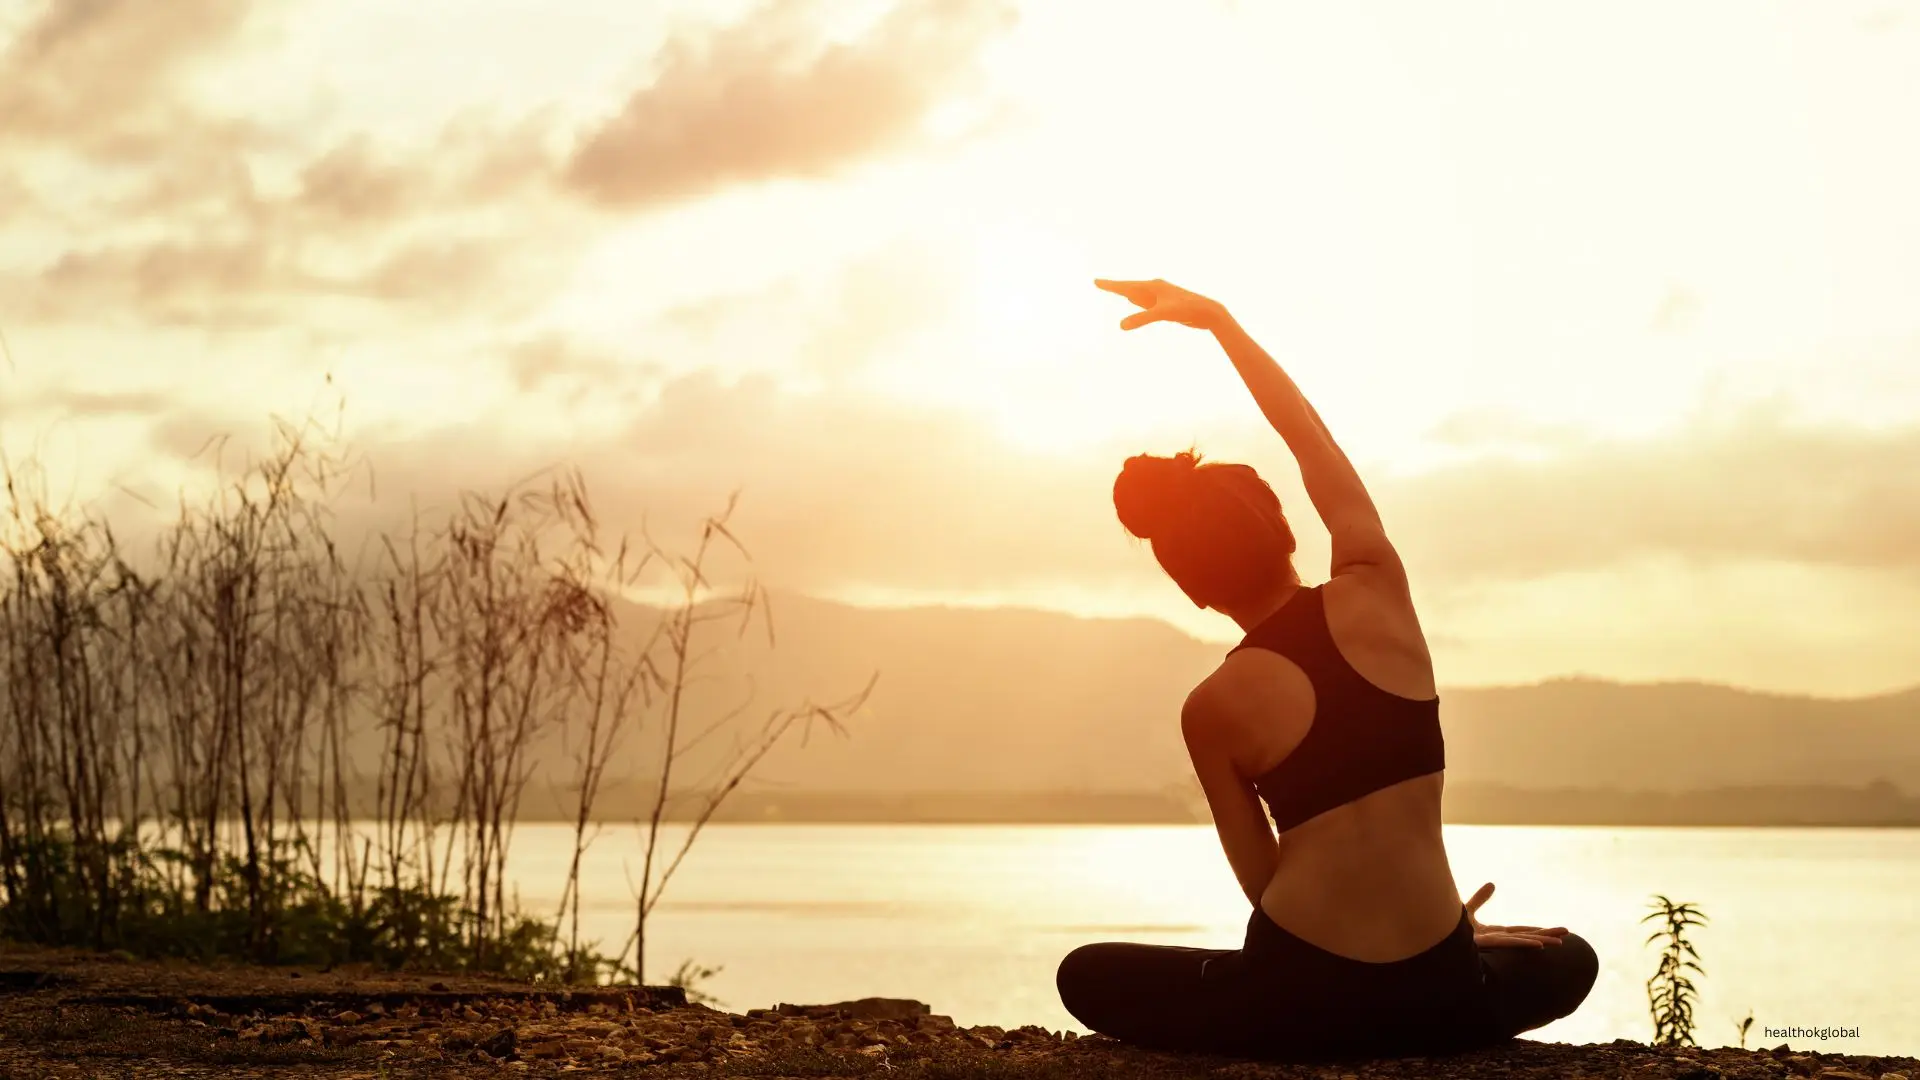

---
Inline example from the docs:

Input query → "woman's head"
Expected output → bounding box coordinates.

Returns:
[1113,449,1297,611]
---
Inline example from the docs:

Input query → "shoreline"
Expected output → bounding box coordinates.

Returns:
[2,944,1914,1079]
[294,781,1920,829]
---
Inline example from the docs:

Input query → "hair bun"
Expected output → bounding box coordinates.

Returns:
[1113,450,1203,540]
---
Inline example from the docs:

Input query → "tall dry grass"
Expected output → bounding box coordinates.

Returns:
[0,401,871,985]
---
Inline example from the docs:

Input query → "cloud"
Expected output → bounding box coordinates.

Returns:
[292,113,566,229]
[0,385,176,428]
[3,0,1009,331]
[295,136,421,225]
[99,365,1131,601]
[0,171,39,226]
[350,235,526,309]
[12,174,584,326]
[99,366,1920,620]
[0,0,577,327]
[350,398,1920,601]
[33,388,176,418]
[26,236,299,327]
[1383,406,1920,585]
[0,0,253,148]
[504,334,666,398]
[565,0,1017,209]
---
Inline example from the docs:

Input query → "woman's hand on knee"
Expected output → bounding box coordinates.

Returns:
[1466,882,1569,949]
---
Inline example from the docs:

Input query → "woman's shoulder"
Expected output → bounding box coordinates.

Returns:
[1320,569,1421,629]
[1318,572,1437,700]
[1186,647,1317,771]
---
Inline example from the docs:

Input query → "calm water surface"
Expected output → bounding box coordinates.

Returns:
[437,823,1918,1055]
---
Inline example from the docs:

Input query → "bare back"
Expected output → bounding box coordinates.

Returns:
[1229,568,1465,962]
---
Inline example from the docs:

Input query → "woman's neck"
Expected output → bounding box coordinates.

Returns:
[1221,578,1304,634]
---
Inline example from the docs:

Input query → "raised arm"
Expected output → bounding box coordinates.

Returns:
[1097,278,1406,586]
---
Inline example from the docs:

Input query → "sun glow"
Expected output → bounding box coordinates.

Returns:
[958,219,1111,453]
[883,215,1265,458]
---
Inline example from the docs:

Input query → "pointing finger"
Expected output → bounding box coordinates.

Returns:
[1095,278,1152,304]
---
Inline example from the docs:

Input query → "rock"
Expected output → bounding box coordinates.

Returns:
[237,1017,314,1043]
[332,1009,361,1024]
[1883,1073,1913,1080]
[1819,1071,1874,1080]
[428,981,450,992]
[777,997,932,1022]
[477,1026,517,1060]
[577,1021,620,1038]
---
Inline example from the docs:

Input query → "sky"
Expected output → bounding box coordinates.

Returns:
[2,0,1918,696]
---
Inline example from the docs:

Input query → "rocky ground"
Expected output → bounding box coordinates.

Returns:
[1,944,1914,1080]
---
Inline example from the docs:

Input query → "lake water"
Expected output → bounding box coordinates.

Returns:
[442,823,1917,1056]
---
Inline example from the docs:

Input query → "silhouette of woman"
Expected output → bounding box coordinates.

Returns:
[1055,278,1598,1061]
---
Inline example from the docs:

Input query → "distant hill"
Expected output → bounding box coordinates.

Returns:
[479,590,1920,812]
[1439,678,1920,791]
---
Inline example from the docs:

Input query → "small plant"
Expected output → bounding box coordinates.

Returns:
[1643,894,1708,1047]
[1735,1009,1755,1049]
[667,957,726,1008]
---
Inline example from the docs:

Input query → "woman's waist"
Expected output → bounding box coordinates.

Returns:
[1257,850,1465,964]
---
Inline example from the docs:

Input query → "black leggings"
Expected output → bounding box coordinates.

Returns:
[1056,905,1598,1062]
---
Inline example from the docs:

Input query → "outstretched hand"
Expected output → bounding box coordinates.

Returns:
[1466,882,1568,949]
[1095,278,1231,333]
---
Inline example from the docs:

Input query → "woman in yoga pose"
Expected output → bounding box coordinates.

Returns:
[1056,278,1598,1061]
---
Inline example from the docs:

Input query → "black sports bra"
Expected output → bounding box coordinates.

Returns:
[1228,584,1445,831]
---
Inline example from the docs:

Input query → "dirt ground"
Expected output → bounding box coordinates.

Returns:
[1,943,1913,1080]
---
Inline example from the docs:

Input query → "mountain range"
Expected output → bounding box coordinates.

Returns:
[490,590,1920,819]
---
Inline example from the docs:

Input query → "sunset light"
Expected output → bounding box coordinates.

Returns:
[3,1,1919,1069]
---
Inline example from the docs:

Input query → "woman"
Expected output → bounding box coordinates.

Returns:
[1055,278,1598,1061]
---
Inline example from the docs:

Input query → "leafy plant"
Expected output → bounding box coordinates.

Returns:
[1643,894,1708,1047]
